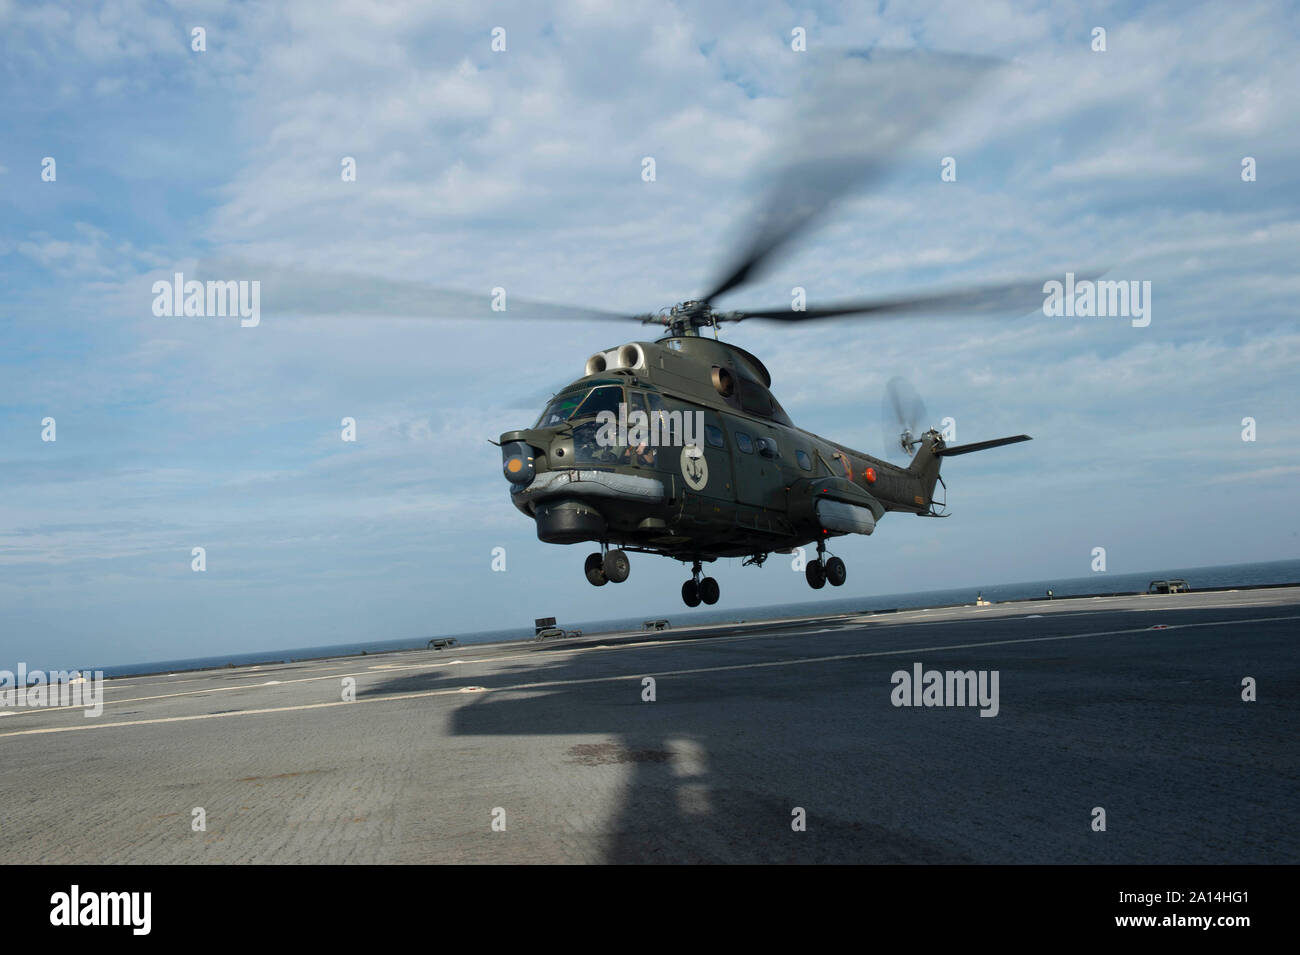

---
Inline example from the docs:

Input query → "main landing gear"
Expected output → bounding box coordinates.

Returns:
[805,540,847,590]
[681,560,720,607]
[585,545,630,587]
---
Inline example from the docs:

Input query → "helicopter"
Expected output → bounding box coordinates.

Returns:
[498,298,1030,606]
[493,50,1042,606]
[212,50,1055,607]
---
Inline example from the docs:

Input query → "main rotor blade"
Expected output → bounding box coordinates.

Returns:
[700,48,1002,305]
[192,260,637,324]
[725,276,1053,323]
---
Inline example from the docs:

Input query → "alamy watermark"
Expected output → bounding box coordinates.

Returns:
[1043,272,1151,328]
[151,272,260,327]
[0,664,104,717]
[594,403,704,449]
[891,662,999,717]
[50,886,150,935]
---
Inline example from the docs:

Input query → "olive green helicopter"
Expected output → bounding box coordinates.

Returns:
[498,300,1030,607]
[494,50,1043,606]
[228,50,1053,607]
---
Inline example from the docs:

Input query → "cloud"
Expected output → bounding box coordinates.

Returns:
[3,0,1299,665]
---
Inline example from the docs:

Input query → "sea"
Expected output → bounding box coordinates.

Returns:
[91,558,1299,677]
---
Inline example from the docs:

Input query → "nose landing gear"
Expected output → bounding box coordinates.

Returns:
[585,545,630,586]
[603,549,630,583]
[805,540,847,589]
[681,560,719,606]
[585,552,607,586]
[682,578,700,606]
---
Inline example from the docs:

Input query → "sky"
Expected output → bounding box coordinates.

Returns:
[2,0,1298,668]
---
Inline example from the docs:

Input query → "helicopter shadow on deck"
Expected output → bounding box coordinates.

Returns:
[366,639,975,864]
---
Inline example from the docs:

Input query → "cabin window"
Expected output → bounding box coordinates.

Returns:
[735,431,754,454]
[704,424,725,449]
[755,437,779,459]
[796,449,812,470]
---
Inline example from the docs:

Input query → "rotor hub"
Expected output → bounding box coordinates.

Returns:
[643,300,721,338]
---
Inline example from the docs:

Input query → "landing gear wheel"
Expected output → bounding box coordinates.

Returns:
[805,560,826,589]
[584,552,608,587]
[699,577,720,605]
[681,579,701,607]
[603,549,630,583]
[825,556,847,587]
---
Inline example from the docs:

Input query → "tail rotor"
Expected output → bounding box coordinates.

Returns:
[882,376,929,461]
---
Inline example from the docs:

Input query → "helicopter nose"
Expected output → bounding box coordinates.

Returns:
[501,440,537,485]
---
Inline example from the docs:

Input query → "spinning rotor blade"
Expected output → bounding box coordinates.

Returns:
[719,276,1052,324]
[193,259,637,324]
[700,48,1002,306]
[881,376,928,461]
[191,50,1064,338]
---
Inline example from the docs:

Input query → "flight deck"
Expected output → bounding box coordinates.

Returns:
[2,587,1296,864]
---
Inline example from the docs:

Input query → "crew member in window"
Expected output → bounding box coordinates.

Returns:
[622,440,656,466]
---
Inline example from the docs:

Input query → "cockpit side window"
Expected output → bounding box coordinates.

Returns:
[622,391,658,467]
[645,392,672,445]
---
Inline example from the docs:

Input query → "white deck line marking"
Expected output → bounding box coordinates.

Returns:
[6,601,1293,719]
[80,589,1298,692]
[2,614,1294,740]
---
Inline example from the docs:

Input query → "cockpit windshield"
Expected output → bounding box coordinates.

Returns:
[534,384,624,428]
